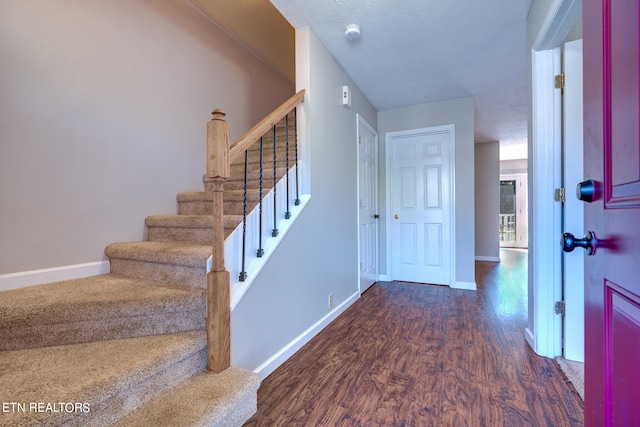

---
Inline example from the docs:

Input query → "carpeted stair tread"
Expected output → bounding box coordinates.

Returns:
[203,166,288,186]
[146,214,240,244]
[146,214,241,235]
[177,191,215,202]
[113,367,260,427]
[145,214,238,229]
[177,191,263,216]
[177,190,260,203]
[106,242,210,288]
[230,162,288,177]
[105,241,210,267]
[231,153,293,167]
[0,331,206,427]
[0,274,205,351]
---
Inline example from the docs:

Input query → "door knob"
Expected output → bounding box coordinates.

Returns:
[394,214,399,219]
[374,214,380,219]
[576,179,598,202]
[560,231,598,256]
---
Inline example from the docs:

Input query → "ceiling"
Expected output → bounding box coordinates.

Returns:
[270,0,533,160]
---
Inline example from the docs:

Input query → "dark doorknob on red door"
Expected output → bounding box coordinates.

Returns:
[576,179,598,202]
[561,231,598,256]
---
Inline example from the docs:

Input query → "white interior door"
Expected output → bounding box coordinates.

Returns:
[389,126,452,285]
[562,38,584,362]
[357,115,378,294]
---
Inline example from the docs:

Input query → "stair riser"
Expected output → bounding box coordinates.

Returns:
[2,334,207,427]
[230,159,290,173]
[224,177,290,191]
[178,201,211,216]
[209,171,287,192]
[238,148,296,164]
[242,146,296,160]
[216,390,259,427]
[224,191,261,203]
[113,367,261,427]
[178,199,261,217]
[0,310,205,352]
[147,226,236,245]
[109,259,206,288]
[88,349,207,427]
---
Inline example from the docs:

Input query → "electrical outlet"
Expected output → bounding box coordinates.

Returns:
[328,293,334,309]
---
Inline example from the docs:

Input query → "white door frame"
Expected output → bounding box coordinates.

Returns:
[356,114,379,295]
[527,0,581,358]
[385,124,456,286]
[562,38,584,362]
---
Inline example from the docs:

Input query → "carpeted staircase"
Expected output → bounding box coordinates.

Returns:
[0,115,296,426]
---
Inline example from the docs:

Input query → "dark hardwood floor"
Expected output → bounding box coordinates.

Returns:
[244,249,584,426]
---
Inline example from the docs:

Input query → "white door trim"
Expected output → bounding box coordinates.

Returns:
[385,124,456,287]
[562,38,584,362]
[356,114,379,295]
[527,0,581,358]
[528,47,563,358]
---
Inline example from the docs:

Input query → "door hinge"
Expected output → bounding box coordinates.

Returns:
[555,73,565,89]
[555,301,565,316]
[555,188,565,203]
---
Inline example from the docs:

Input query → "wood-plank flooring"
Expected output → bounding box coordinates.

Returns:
[244,249,583,426]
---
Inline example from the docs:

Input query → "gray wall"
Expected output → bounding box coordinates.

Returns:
[377,98,476,287]
[230,27,377,372]
[475,142,500,260]
[0,0,294,274]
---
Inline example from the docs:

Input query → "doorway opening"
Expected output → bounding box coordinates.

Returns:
[499,180,517,245]
[499,173,528,248]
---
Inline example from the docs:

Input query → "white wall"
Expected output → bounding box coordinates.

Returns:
[377,98,476,288]
[475,142,500,261]
[0,0,293,275]
[230,27,377,376]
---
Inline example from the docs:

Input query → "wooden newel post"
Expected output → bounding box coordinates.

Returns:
[206,109,231,373]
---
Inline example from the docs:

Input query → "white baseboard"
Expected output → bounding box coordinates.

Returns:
[252,291,360,380]
[475,256,500,262]
[525,327,536,353]
[377,274,392,282]
[0,261,110,292]
[452,280,477,291]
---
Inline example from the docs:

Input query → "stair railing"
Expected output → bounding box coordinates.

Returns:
[206,109,231,373]
[206,90,305,372]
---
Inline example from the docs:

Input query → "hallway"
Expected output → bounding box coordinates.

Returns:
[245,249,583,426]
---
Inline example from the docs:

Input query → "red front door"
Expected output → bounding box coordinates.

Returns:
[583,0,640,425]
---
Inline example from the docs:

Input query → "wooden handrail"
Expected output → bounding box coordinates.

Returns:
[229,89,305,163]
[205,90,304,373]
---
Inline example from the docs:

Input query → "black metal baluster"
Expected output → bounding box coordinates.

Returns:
[272,124,279,237]
[294,108,301,206]
[239,150,248,281]
[285,114,291,219]
[257,136,264,257]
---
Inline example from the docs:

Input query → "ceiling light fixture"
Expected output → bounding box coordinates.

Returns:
[344,24,361,41]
